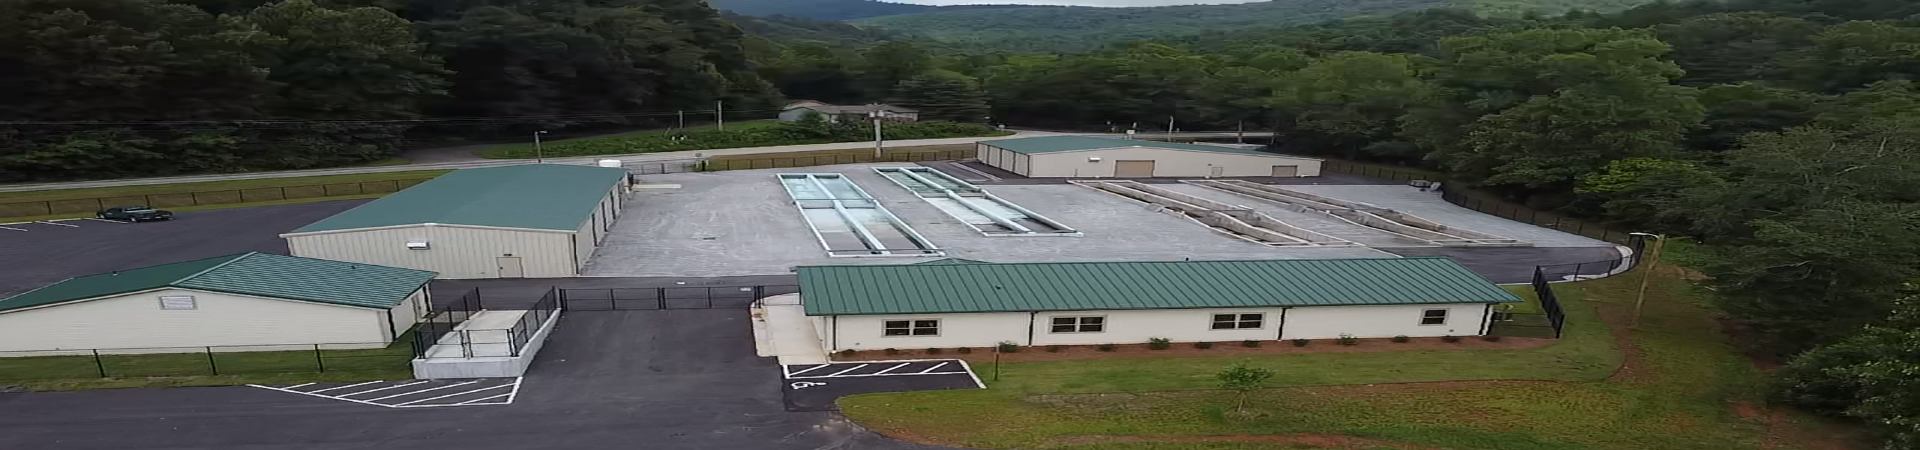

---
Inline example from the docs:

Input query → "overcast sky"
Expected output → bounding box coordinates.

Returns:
[891,0,1268,6]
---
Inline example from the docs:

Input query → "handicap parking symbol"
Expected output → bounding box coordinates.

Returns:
[790,381,827,390]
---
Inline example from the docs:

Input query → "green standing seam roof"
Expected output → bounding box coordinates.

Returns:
[292,164,629,233]
[982,136,1316,157]
[0,253,437,312]
[796,258,1522,316]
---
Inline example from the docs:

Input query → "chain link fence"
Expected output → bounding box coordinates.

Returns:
[1318,159,1637,245]
[0,341,412,380]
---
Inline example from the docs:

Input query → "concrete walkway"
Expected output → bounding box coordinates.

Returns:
[753,294,829,365]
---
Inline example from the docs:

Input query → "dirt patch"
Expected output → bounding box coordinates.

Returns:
[1593,303,1651,383]
[1053,433,1445,450]
[833,336,1554,363]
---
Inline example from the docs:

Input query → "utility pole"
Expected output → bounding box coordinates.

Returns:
[715,101,725,131]
[871,110,884,159]
[1237,121,1245,144]
[677,110,685,130]
[1166,115,1176,141]
[1629,233,1667,329]
[533,130,548,163]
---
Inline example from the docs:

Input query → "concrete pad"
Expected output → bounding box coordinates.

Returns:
[1281,185,1612,248]
[586,163,1396,277]
[1155,183,1425,247]
[758,294,829,365]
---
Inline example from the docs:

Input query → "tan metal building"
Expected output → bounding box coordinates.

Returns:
[976,136,1322,178]
[281,164,630,279]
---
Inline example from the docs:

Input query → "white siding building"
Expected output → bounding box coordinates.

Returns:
[797,258,1521,352]
[976,136,1323,178]
[0,253,436,353]
[281,164,630,279]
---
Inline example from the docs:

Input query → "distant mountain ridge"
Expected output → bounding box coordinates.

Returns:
[707,0,1056,21]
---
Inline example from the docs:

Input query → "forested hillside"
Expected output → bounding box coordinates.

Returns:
[707,0,1049,21]
[852,0,1666,52]
[0,0,780,182]
[750,2,1920,444]
[723,11,898,45]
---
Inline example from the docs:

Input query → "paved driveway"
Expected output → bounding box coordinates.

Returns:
[0,308,949,450]
[0,200,367,297]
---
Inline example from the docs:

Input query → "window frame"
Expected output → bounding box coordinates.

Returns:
[882,318,941,337]
[1048,315,1106,334]
[1420,308,1449,326]
[1209,312,1265,330]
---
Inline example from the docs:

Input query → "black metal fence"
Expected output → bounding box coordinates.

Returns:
[0,341,411,380]
[1318,159,1639,245]
[1530,267,1571,339]
[1494,235,1651,339]
[412,287,482,358]
[558,285,800,311]
[0,178,435,219]
[501,289,561,357]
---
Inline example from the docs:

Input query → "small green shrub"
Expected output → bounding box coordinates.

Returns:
[1097,343,1117,352]
[1442,335,1461,343]
[1291,339,1310,347]
[884,348,900,355]
[957,347,973,354]
[1483,335,1503,342]
[1046,345,1065,352]
[1193,341,1214,349]
[1337,334,1358,346]
[1242,340,1262,348]
[926,347,943,354]
[1391,335,1411,343]
[1148,337,1172,350]
[997,341,1020,353]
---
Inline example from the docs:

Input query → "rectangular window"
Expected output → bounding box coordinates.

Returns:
[1210,313,1264,330]
[1421,309,1449,325]
[883,319,940,337]
[1049,316,1105,333]
[158,296,197,310]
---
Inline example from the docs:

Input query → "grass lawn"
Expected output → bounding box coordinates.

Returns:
[839,266,1860,450]
[480,120,785,158]
[0,170,449,219]
[0,335,415,391]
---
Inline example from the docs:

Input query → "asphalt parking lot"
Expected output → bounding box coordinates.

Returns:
[0,200,366,297]
[783,360,985,412]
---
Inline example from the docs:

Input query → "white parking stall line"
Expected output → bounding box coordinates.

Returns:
[284,383,317,390]
[916,362,950,374]
[393,384,513,406]
[823,364,869,377]
[307,381,385,394]
[872,362,911,375]
[34,221,78,227]
[247,384,396,408]
[0,225,27,231]
[957,359,988,389]
[366,381,476,401]
[334,380,432,397]
[785,364,831,378]
[84,218,128,224]
[504,377,523,404]
[454,393,512,405]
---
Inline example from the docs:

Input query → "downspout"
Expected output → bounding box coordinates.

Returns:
[386,310,399,342]
[831,315,840,352]
[1277,307,1289,340]
[570,234,581,275]
[1027,312,1038,346]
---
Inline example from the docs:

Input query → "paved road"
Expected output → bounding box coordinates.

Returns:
[0,131,1070,192]
[0,130,1280,192]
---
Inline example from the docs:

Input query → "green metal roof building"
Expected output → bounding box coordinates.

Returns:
[282,164,631,279]
[975,136,1324,178]
[0,253,437,352]
[794,258,1525,351]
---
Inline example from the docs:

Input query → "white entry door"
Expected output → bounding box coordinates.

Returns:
[497,257,525,278]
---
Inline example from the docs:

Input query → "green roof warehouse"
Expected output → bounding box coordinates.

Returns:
[975,136,1323,178]
[0,253,435,353]
[792,258,1523,352]
[280,164,632,279]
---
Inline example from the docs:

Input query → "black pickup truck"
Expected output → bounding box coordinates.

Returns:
[96,206,175,222]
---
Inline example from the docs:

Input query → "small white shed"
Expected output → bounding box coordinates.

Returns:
[976,136,1323,178]
[795,258,1522,352]
[0,253,437,353]
[281,164,631,279]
